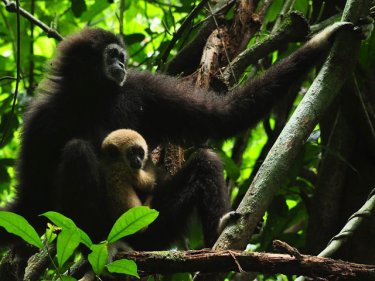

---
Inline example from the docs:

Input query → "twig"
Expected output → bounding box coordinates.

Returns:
[228,250,245,273]
[158,0,210,69]
[207,2,237,83]
[0,76,17,82]
[272,240,303,260]
[1,0,64,41]
[27,0,35,96]
[165,0,236,75]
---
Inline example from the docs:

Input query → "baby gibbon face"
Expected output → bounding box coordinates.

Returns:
[125,145,145,170]
[102,129,148,170]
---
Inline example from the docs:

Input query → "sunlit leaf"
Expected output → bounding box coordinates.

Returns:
[107,206,158,243]
[125,33,146,46]
[41,211,92,248]
[56,227,81,268]
[80,0,109,21]
[106,259,139,279]
[41,211,76,229]
[88,243,108,275]
[0,211,43,249]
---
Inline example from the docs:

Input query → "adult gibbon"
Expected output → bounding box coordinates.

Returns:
[1,22,357,250]
[101,129,156,220]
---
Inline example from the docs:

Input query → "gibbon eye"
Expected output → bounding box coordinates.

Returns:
[127,146,145,160]
[118,52,126,64]
[108,48,119,58]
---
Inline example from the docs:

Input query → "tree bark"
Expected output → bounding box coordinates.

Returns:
[117,249,375,280]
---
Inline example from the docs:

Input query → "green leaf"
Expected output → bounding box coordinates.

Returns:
[57,276,78,281]
[41,211,93,248]
[0,211,43,249]
[88,243,109,275]
[294,0,309,14]
[124,33,146,46]
[107,206,159,244]
[78,228,93,248]
[71,0,87,17]
[265,0,283,22]
[106,259,139,279]
[80,0,109,22]
[57,227,81,268]
[41,211,76,229]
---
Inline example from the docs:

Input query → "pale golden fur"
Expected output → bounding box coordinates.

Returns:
[101,129,155,220]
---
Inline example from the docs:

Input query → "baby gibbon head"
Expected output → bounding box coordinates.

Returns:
[102,129,148,170]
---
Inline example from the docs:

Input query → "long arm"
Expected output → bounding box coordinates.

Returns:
[130,23,352,144]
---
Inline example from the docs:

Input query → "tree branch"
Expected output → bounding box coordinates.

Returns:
[117,249,375,280]
[1,0,63,41]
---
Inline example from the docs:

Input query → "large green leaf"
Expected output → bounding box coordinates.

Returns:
[0,211,43,249]
[88,243,109,275]
[80,0,109,22]
[107,206,158,243]
[56,227,81,268]
[106,259,139,279]
[41,211,93,248]
[41,211,76,229]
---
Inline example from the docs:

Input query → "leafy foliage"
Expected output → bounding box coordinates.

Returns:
[0,0,374,280]
[0,207,158,279]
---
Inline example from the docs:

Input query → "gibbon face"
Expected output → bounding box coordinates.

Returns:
[103,43,128,86]
[102,129,148,170]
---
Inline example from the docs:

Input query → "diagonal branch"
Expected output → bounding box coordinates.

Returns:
[1,0,63,41]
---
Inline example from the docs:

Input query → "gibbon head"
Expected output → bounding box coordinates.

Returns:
[53,27,128,87]
[103,43,128,86]
[102,129,148,170]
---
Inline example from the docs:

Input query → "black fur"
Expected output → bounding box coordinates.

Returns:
[2,26,335,249]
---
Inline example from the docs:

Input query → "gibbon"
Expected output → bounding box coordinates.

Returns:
[101,129,156,220]
[1,22,357,250]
